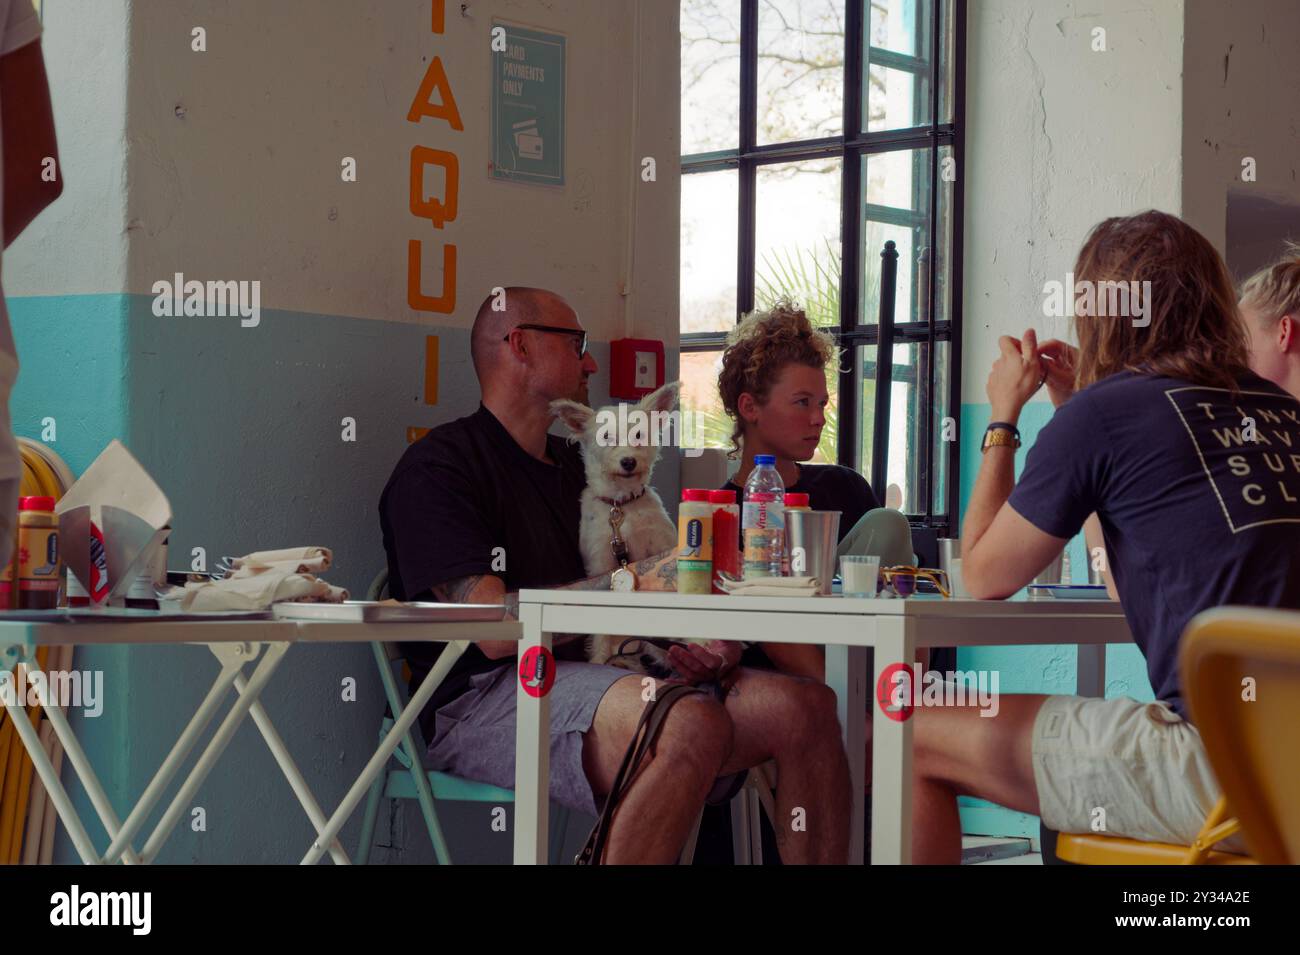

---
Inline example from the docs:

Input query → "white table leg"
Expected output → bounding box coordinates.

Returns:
[870,617,913,864]
[140,641,290,863]
[235,671,351,864]
[826,641,868,864]
[101,643,251,864]
[1,635,101,864]
[513,602,551,865]
[1076,643,1106,697]
[300,640,468,865]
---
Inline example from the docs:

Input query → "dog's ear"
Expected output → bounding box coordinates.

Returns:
[549,399,595,437]
[639,380,680,416]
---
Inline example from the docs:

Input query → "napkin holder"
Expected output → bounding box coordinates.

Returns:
[55,439,172,606]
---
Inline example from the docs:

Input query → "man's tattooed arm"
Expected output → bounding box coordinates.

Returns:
[430,575,495,604]
[550,548,678,593]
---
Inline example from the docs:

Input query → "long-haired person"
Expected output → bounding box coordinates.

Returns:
[915,210,1300,863]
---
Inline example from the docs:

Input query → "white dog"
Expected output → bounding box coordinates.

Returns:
[550,382,684,677]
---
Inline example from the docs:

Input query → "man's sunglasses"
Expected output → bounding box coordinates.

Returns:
[504,323,589,358]
[880,565,951,599]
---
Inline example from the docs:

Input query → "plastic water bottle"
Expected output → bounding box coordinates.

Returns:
[742,454,785,579]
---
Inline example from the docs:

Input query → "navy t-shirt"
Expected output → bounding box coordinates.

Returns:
[721,463,880,544]
[378,404,589,740]
[1008,370,1300,719]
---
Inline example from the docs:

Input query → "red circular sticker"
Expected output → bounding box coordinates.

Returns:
[875,662,915,722]
[518,646,556,698]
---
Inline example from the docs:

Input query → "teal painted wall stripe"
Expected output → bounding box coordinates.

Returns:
[9,294,131,475]
[7,294,133,859]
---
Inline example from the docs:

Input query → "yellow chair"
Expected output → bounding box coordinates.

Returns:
[1055,606,1300,865]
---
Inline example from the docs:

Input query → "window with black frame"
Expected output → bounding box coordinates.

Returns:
[680,0,964,529]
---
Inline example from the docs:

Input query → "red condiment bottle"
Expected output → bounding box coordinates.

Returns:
[709,489,741,593]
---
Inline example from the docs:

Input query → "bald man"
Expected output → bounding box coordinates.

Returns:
[379,287,851,864]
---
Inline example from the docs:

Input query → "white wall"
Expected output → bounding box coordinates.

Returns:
[962,0,1184,403]
[7,0,681,864]
[120,0,678,347]
[5,0,130,294]
[1181,0,1300,270]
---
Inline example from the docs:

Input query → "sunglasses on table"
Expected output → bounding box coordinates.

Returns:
[505,323,589,358]
[880,565,951,599]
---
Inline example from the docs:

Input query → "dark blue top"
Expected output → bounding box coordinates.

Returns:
[1008,370,1300,719]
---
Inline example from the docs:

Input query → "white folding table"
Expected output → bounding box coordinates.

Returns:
[513,591,1132,864]
[0,611,519,864]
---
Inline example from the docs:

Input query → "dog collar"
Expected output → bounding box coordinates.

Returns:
[595,487,647,508]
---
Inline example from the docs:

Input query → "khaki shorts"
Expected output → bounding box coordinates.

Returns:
[1031,695,1248,854]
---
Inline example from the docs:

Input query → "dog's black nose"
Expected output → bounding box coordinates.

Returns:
[620,457,636,472]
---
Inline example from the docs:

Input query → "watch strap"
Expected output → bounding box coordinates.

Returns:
[986,421,1021,441]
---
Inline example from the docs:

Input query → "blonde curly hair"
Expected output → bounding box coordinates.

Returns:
[717,300,838,458]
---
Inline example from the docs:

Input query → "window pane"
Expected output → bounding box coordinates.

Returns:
[757,0,846,145]
[938,0,955,124]
[868,0,921,55]
[855,343,878,489]
[754,157,842,327]
[858,146,931,326]
[864,0,933,131]
[816,358,841,465]
[680,350,732,451]
[855,340,947,514]
[935,142,954,332]
[681,0,742,154]
[931,338,951,515]
[681,169,739,334]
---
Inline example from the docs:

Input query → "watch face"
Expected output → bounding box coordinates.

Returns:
[611,567,637,592]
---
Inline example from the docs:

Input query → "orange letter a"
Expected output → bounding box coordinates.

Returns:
[407,57,464,131]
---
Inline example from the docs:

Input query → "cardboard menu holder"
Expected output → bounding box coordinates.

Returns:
[54,440,171,605]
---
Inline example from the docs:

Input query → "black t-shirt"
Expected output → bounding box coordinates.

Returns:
[721,462,881,544]
[720,462,882,672]
[1008,369,1300,720]
[378,404,588,740]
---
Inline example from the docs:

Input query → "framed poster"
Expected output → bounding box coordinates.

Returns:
[490,22,565,186]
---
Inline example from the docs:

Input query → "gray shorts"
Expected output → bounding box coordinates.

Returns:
[426,660,630,816]
[426,659,744,816]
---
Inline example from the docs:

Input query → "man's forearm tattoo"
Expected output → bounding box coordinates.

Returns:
[652,557,677,588]
[432,575,486,604]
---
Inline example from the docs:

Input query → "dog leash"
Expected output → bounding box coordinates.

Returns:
[575,682,706,865]
[599,487,646,581]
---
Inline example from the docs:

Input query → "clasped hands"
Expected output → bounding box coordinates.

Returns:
[985,328,1080,423]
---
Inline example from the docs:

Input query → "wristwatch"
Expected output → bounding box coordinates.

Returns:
[611,563,638,592]
[981,421,1021,452]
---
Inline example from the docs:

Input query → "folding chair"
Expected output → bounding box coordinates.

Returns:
[357,571,772,864]
[1050,605,1300,865]
[355,570,572,864]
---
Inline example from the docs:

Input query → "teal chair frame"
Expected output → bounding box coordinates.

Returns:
[355,570,570,864]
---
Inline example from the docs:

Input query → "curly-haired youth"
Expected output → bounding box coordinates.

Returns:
[716,301,838,457]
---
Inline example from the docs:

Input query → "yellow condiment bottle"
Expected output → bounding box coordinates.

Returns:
[17,496,60,610]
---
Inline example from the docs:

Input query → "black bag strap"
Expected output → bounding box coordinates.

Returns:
[575,683,704,865]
